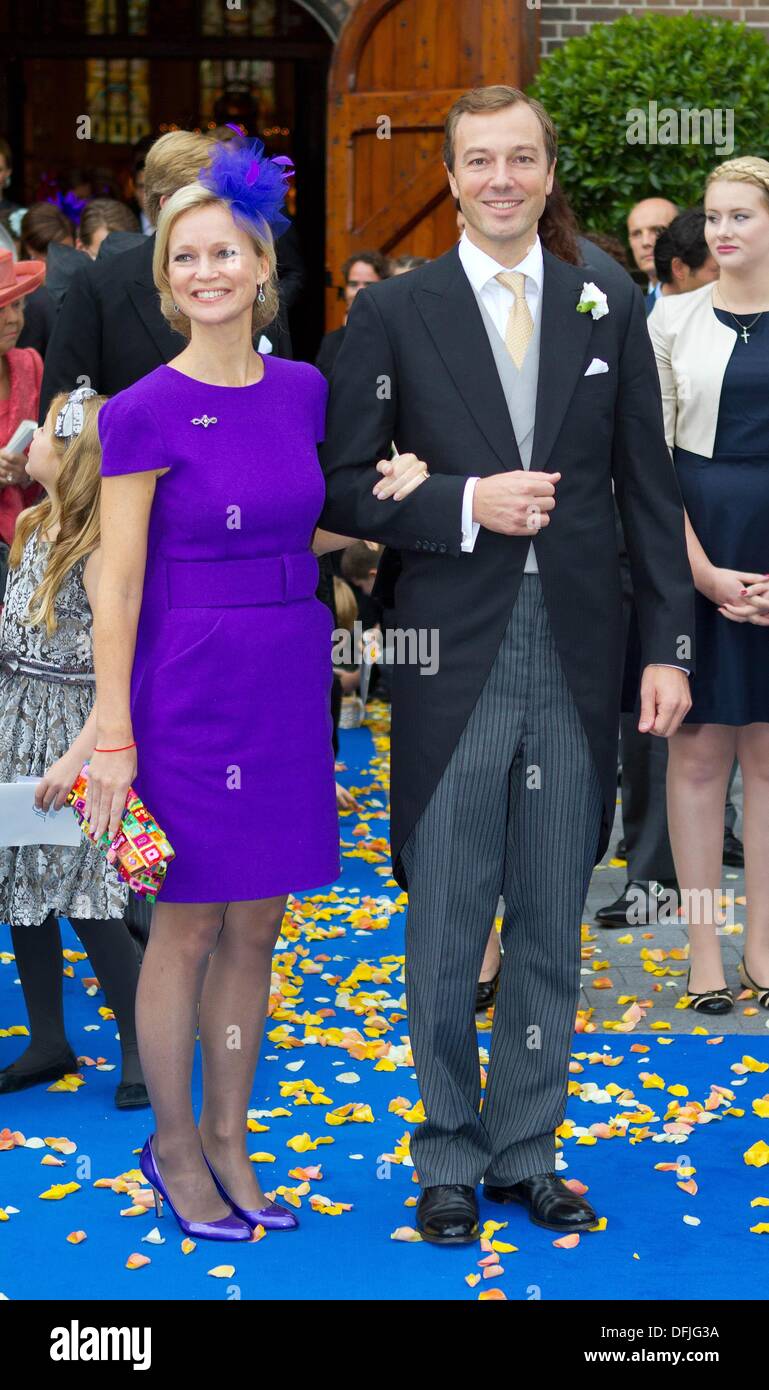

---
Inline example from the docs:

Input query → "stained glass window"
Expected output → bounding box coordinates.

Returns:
[201,0,276,37]
[85,0,149,33]
[85,0,150,143]
[86,58,151,143]
[199,60,276,129]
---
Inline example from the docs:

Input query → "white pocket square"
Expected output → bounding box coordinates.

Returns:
[584,357,609,376]
[257,334,273,354]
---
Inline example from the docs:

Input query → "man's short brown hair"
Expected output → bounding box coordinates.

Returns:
[144,130,218,227]
[341,249,390,283]
[443,85,557,173]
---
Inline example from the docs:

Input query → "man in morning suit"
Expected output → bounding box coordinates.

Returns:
[318,86,695,1244]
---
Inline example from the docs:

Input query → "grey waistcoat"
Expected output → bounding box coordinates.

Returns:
[470,286,543,573]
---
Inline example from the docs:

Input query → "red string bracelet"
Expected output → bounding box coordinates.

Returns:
[93,743,137,753]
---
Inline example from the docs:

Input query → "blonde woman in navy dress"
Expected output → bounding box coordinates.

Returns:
[85,140,429,1240]
[649,156,769,1015]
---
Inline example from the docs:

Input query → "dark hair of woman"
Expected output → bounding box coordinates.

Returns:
[653,208,710,285]
[537,178,581,266]
[19,203,74,259]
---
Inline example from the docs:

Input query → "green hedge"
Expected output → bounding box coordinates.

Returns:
[528,13,769,233]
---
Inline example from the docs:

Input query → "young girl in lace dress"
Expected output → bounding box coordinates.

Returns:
[0,388,147,1108]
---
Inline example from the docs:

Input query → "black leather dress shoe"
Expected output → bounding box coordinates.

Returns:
[483,1173,598,1232]
[475,969,500,1012]
[0,1050,79,1094]
[115,1081,151,1110]
[595,878,678,929]
[416,1184,479,1244]
[722,830,744,868]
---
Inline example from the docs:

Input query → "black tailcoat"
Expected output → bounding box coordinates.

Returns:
[318,242,695,889]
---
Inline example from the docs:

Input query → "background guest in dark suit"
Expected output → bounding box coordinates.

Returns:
[315,250,390,381]
[626,195,678,313]
[16,204,75,359]
[76,198,139,259]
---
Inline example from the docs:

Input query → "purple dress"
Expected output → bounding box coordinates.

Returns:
[98,358,340,902]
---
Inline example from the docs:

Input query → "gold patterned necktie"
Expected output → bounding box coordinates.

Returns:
[495,270,533,369]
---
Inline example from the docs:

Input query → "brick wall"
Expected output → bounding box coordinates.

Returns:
[539,0,769,58]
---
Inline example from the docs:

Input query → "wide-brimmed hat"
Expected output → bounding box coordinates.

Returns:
[0,248,45,309]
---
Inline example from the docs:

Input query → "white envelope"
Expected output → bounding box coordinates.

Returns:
[584,357,609,376]
[0,779,81,847]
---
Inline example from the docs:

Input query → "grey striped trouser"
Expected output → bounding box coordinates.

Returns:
[400,574,603,1187]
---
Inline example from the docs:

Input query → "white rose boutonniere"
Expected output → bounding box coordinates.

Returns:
[576,282,609,320]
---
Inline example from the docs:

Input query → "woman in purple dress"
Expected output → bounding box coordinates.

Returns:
[86,139,429,1241]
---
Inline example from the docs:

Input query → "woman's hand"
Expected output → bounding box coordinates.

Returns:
[372,451,429,502]
[0,449,29,488]
[84,746,138,842]
[700,566,764,610]
[718,574,769,626]
[34,751,86,814]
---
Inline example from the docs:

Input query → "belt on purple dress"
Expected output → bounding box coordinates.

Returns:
[166,551,320,609]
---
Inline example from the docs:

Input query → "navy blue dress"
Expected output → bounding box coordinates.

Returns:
[673,308,769,725]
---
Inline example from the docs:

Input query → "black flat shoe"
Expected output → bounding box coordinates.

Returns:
[615,838,627,860]
[115,1081,151,1110]
[416,1184,479,1244]
[723,831,744,868]
[483,1172,598,1232]
[0,1050,80,1094]
[475,968,501,1012]
[684,969,733,1015]
[595,878,678,929]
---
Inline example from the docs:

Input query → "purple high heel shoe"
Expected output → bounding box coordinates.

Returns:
[139,1135,253,1241]
[202,1150,299,1231]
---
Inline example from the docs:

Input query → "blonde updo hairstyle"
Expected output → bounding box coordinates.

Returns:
[705,156,769,211]
[153,181,279,341]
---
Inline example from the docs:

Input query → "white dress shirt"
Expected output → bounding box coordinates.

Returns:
[457,230,543,553]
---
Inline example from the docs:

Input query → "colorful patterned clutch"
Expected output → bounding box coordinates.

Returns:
[66,763,175,901]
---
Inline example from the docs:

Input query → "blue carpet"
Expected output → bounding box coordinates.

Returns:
[1,708,768,1301]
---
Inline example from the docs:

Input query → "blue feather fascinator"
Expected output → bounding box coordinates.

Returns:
[198,135,294,240]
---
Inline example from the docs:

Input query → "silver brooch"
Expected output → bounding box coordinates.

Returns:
[191,415,218,428]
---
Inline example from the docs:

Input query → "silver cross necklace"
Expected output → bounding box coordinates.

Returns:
[717,289,765,344]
